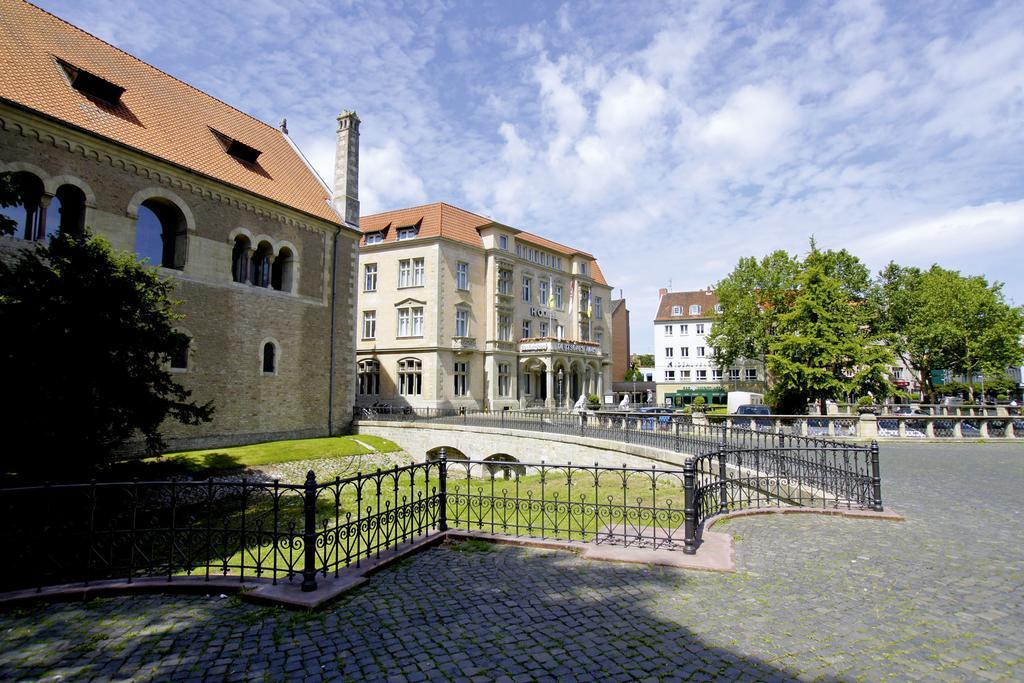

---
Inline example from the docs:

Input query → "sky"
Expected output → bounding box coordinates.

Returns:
[35,0,1024,353]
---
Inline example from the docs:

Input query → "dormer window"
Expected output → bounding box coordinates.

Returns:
[57,58,125,105]
[365,232,384,245]
[209,128,262,164]
[714,304,723,314]
[396,226,419,241]
[689,304,701,315]
[578,261,589,276]
[672,305,682,315]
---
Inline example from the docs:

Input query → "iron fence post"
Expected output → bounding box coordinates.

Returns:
[683,457,697,554]
[674,419,681,452]
[717,443,729,516]
[301,470,318,592]
[870,440,883,511]
[438,448,449,532]
[580,413,586,438]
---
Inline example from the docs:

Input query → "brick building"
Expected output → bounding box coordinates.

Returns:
[0,1,361,450]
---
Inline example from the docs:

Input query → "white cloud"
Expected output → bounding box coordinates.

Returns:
[698,84,800,159]
[360,141,428,214]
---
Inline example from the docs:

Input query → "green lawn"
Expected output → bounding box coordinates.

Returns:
[141,435,402,476]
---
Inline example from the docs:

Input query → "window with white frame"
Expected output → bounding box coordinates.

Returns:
[398,306,424,337]
[712,369,722,380]
[497,362,511,396]
[498,267,513,295]
[696,346,705,357]
[665,325,673,336]
[455,309,469,337]
[682,370,691,379]
[539,280,549,306]
[522,276,532,302]
[681,324,689,334]
[398,358,422,395]
[414,258,424,286]
[680,347,689,357]
[672,305,682,315]
[363,263,377,292]
[665,370,675,381]
[396,226,418,241]
[358,360,379,395]
[689,304,701,315]
[498,314,512,341]
[729,368,740,381]
[696,323,705,335]
[714,304,723,314]
[539,321,549,337]
[456,261,469,290]
[365,232,384,245]
[555,284,563,309]
[892,367,903,379]
[578,261,588,276]
[745,368,758,381]
[696,369,707,380]
[453,361,468,396]
[362,310,376,339]
[499,235,508,250]
[522,319,532,339]
[398,258,425,287]
[665,347,674,357]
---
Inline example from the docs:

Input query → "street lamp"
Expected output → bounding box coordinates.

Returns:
[557,368,564,410]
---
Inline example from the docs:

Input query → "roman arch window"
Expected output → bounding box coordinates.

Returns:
[50,184,86,237]
[497,362,511,397]
[1,171,46,240]
[270,247,294,292]
[252,242,273,288]
[261,340,278,375]
[169,334,191,372]
[453,361,469,396]
[358,360,380,395]
[135,198,187,269]
[231,235,251,283]
[398,358,422,396]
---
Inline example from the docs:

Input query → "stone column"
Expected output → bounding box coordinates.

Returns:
[545,367,555,408]
[333,111,361,230]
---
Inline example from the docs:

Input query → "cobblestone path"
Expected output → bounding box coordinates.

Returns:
[1,443,1021,681]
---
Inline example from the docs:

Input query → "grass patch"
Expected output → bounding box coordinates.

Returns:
[130,435,404,477]
[449,538,493,553]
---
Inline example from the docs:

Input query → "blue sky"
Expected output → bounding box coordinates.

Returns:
[37,0,1024,353]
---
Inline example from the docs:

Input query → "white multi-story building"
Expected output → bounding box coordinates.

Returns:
[653,288,764,407]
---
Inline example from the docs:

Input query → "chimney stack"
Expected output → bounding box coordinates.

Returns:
[333,111,360,229]
[658,288,668,299]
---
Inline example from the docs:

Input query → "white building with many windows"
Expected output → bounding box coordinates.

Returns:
[356,203,613,410]
[653,289,764,407]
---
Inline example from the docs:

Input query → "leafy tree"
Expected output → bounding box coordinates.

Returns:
[0,230,213,478]
[631,353,654,368]
[0,171,27,236]
[707,250,801,375]
[767,258,894,415]
[880,264,1024,402]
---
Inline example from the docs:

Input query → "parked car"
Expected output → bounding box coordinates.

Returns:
[638,406,675,428]
[735,404,771,415]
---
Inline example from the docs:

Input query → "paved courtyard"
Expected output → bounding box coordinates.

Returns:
[2,443,1022,681]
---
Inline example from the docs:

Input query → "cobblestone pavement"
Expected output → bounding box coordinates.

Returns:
[2,443,1022,681]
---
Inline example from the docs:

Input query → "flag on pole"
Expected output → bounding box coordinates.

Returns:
[547,276,555,308]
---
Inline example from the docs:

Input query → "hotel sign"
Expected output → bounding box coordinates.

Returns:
[519,340,601,356]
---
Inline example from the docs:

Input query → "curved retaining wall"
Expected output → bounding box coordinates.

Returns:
[354,420,691,469]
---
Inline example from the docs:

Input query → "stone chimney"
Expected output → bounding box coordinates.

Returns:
[658,287,668,299]
[333,111,360,229]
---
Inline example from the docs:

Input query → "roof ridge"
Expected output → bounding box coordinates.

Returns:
[23,0,282,137]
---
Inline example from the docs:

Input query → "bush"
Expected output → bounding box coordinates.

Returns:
[586,393,601,407]
[692,396,707,411]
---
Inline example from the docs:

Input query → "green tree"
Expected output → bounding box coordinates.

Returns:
[631,353,654,368]
[767,258,893,414]
[880,264,1024,402]
[0,230,214,478]
[707,250,801,375]
[0,171,28,236]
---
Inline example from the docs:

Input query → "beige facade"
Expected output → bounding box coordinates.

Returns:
[356,206,613,410]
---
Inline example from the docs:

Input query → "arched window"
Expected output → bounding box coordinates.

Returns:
[0,172,46,240]
[135,198,187,269]
[252,242,273,288]
[358,359,380,395]
[398,358,422,396]
[231,235,251,283]
[262,341,277,374]
[51,184,86,236]
[271,246,294,292]
[170,335,190,371]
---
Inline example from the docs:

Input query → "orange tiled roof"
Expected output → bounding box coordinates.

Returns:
[0,1,338,224]
[655,290,720,321]
[360,202,608,285]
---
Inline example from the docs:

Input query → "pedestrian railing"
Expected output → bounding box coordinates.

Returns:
[0,410,882,596]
